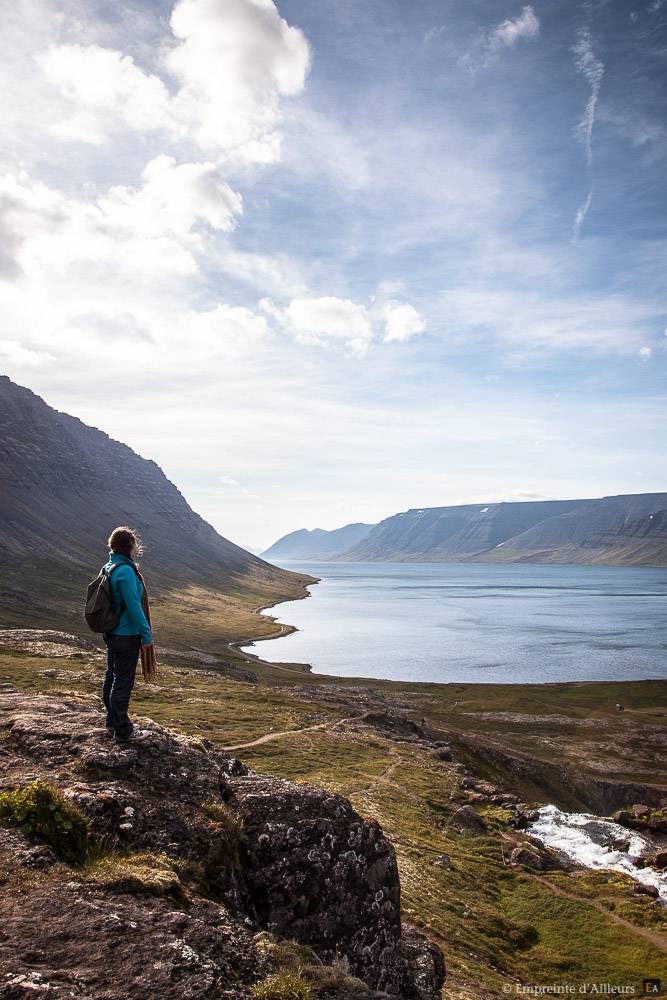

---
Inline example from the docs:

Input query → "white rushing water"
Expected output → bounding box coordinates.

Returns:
[529,805,667,903]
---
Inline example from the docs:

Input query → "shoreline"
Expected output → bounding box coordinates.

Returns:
[233,561,667,687]
[227,575,319,671]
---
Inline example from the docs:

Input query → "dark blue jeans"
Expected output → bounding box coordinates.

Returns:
[102,633,141,738]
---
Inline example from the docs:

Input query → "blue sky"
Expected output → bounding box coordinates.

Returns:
[1,0,665,550]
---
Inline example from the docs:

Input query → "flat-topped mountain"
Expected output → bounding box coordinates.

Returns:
[0,377,312,632]
[275,496,667,565]
[261,522,375,561]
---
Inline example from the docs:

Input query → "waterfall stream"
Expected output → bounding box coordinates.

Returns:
[528,805,667,904]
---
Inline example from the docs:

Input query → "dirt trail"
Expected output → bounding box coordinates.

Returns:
[524,871,667,953]
[221,711,372,751]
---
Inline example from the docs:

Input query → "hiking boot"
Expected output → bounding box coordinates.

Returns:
[115,727,150,743]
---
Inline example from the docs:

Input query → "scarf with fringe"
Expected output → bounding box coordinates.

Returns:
[137,571,157,681]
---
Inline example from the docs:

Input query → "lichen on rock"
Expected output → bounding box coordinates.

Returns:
[0,689,445,1000]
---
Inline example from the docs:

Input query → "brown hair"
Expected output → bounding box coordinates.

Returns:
[107,526,143,559]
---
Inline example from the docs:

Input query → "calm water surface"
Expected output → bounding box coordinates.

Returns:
[241,562,667,683]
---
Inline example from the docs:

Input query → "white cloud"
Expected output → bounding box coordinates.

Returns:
[572,190,593,243]
[438,287,657,354]
[100,155,243,238]
[383,302,426,343]
[67,307,153,345]
[179,304,269,358]
[36,0,310,164]
[264,296,426,353]
[572,29,605,240]
[423,26,444,45]
[0,339,55,367]
[219,248,307,298]
[167,0,310,159]
[638,346,652,358]
[491,6,540,48]
[0,157,242,286]
[464,6,540,69]
[487,489,558,502]
[0,171,196,280]
[283,297,374,354]
[38,44,172,140]
[573,29,605,169]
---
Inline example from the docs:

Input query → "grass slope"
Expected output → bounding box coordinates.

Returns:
[1,635,665,999]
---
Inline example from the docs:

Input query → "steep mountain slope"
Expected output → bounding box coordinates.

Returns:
[336,496,667,565]
[575,507,667,565]
[0,377,312,632]
[338,500,586,562]
[262,522,376,560]
[479,494,667,564]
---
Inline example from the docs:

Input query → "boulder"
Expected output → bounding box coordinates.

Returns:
[427,853,454,870]
[449,805,488,838]
[510,838,566,872]
[603,838,630,852]
[400,924,446,1000]
[616,806,667,834]
[0,824,273,1000]
[632,883,659,899]
[511,807,541,829]
[654,850,667,869]
[510,846,547,870]
[0,690,445,1000]
[647,812,667,834]
[227,774,444,999]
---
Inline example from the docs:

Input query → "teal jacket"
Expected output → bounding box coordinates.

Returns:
[104,553,153,645]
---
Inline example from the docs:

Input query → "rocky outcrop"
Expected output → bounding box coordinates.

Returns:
[448,805,488,838]
[509,838,568,872]
[0,690,445,1000]
[613,806,667,835]
[0,820,272,1000]
[228,774,434,996]
[449,733,667,815]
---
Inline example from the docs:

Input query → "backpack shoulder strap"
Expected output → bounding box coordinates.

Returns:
[105,561,139,577]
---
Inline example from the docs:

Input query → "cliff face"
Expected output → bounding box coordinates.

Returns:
[333,495,667,565]
[0,377,309,627]
[491,495,667,564]
[339,501,586,562]
[0,687,445,1000]
[0,376,270,578]
[576,508,667,566]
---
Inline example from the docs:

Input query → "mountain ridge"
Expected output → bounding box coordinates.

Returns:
[0,376,313,636]
[261,522,376,560]
[266,496,667,566]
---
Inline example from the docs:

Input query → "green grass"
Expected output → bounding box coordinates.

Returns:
[1,634,665,997]
[0,780,93,866]
[250,970,314,1000]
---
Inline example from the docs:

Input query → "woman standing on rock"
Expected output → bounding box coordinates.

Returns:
[102,526,156,743]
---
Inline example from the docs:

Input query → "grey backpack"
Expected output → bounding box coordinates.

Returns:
[84,564,122,633]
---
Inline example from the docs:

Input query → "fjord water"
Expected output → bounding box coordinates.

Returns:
[242,562,667,683]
